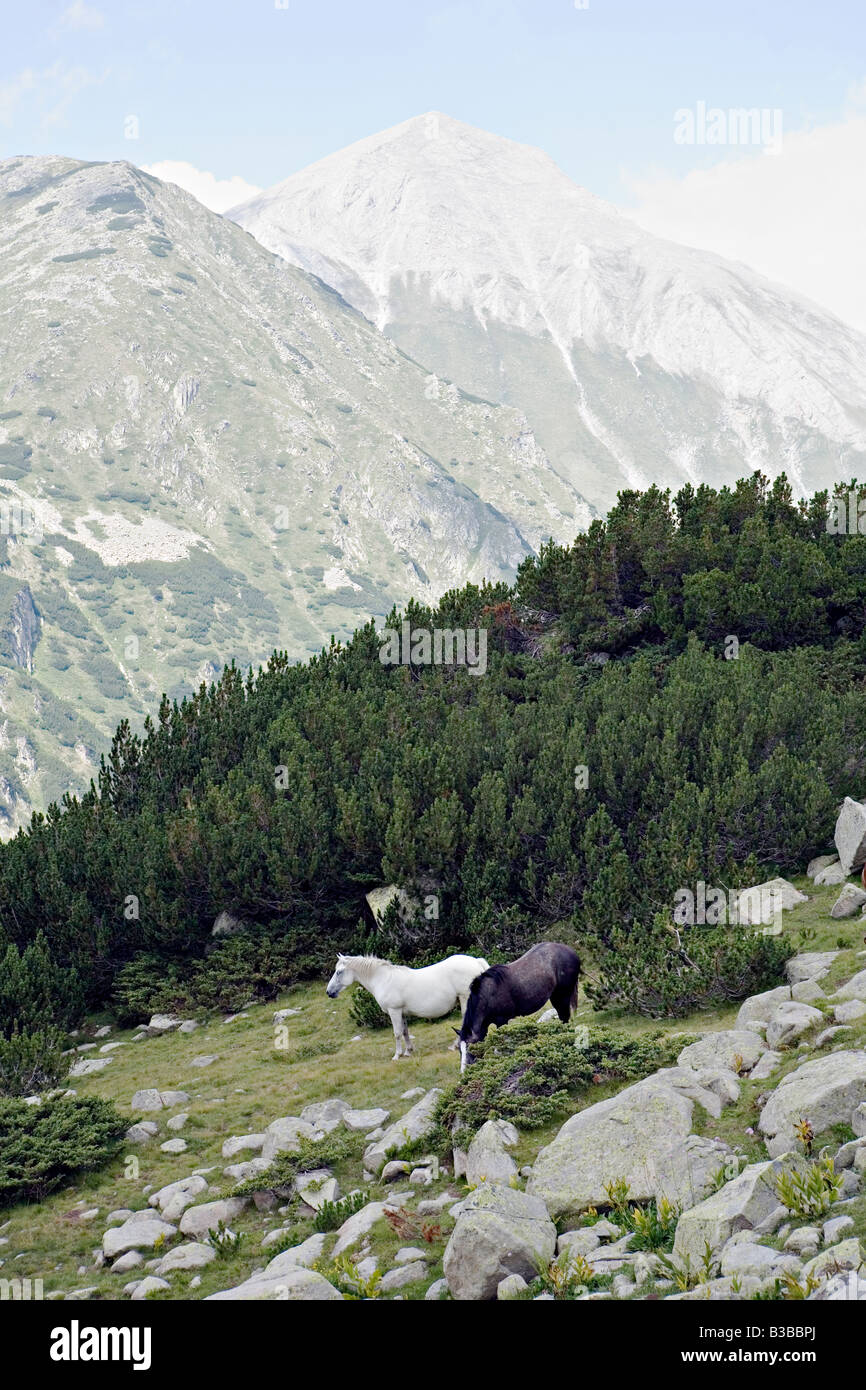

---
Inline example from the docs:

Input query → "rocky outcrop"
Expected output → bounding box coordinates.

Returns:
[363,1089,443,1175]
[443,1183,556,1300]
[834,797,866,875]
[672,1154,805,1265]
[527,1076,694,1219]
[758,1052,866,1156]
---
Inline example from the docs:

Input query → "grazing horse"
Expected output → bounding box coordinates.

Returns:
[326,952,490,1060]
[455,941,581,1072]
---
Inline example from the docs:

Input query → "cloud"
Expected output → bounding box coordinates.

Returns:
[621,98,866,334]
[141,160,262,213]
[0,60,103,128]
[54,2,105,32]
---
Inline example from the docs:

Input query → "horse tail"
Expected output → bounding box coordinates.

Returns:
[568,955,581,1017]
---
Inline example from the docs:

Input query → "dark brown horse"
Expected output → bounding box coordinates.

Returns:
[455,941,581,1071]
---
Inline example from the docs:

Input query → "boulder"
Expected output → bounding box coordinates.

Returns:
[802,1237,863,1283]
[676,1030,765,1074]
[130,1276,169,1300]
[111,1251,144,1273]
[497,1274,528,1299]
[221,1134,265,1159]
[834,968,866,1001]
[166,1113,189,1132]
[790,979,826,1005]
[207,1269,343,1301]
[212,910,246,939]
[69,1057,112,1077]
[719,1244,802,1279]
[365,884,418,923]
[673,1154,807,1265]
[293,1169,339,1211]
[786,952,839,984]
[160,1138,187,1154]
[263,1234,327,1274]
[343,1107,391,1133]
[765,1001,823,1050]
[260,1117,319,1164]
[853,1103,866,1138]
[808,1270,866,1300]
[363,1090,443,1175]
[736,986,791,1029]
[159,1090,190,1108]
[130,1089,163,1112]
[443,1184,556,1300]
[379,1261,427,1291]
[152,1242,216,1274]
[732,877,807,926]
[758,1051,866,1156]
[146,1014,182,1036]
[750,1050,783,1080]
[835,1000,866,1023]
[179,1198,249,1239]
[103,1212,177,1259]
[332,1200,395,1257]
[807,855,838,880]
[834,797,866,875]
[300,1099,350,1132]
[125,1122,158,1144]
[823,1215,855,1244]
[147,1175,208,1221]
[830,884,866,919]
[382,1160,412,1181]
[526,1076,693,1219]
[652,1135,734,1214]
[465,1120,519,1187]
[815,863,849,887]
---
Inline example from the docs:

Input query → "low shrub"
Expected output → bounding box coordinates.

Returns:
[0,1095,126,1206]
[439,1021,683,1134]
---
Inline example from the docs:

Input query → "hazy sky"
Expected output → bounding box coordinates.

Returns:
[3,1,866,326]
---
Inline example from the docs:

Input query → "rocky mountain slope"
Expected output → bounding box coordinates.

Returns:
[0,154,587,833]
[7,862,866,1302]
[230,113,866,514]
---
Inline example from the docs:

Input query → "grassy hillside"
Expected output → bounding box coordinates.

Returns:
[4,874,864,1301]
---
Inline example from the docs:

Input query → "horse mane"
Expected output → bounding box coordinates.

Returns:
[469,962,507,991]
[341,954,403,981]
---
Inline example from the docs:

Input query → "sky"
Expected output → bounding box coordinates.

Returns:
[2,0,866,327]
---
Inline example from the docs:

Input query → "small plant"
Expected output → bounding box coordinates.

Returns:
[384,1206,442,1244]
[794,1117,814,1157]
[533,1248,600,1299]
[656,1241,718,1292]
[208,1220,246,1260]
[599,1177,678,1251]
[773,1154,842,1219]
[313,1254,382,1300]
[313,1190,367,1233]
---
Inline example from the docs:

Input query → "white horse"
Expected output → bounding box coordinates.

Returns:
[326,952,490,1060]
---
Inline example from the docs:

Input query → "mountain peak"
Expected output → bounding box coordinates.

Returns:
[229,116,866,512]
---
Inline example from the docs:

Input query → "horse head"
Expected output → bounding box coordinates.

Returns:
[326,954,355,998]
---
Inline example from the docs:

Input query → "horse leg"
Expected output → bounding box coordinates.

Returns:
[449,994,468,1050]
[550,985,571,1024]
[388,1009,406,1060]
[402,1017,414,1055]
